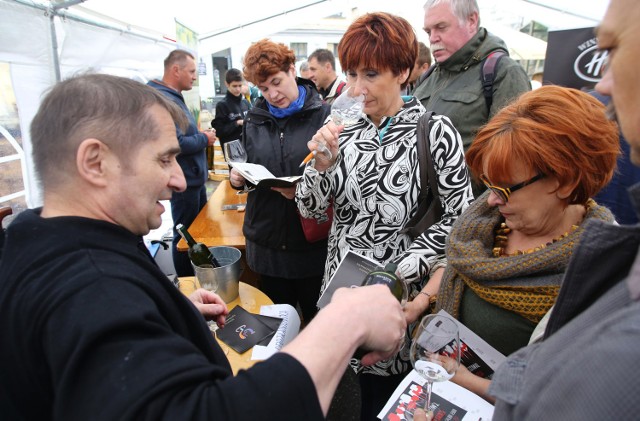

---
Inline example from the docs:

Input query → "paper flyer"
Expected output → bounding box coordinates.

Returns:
[252,304,301,360]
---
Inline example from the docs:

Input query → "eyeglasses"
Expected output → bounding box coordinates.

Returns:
[479,173,545,202]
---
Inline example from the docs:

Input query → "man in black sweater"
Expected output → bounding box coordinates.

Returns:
[212,68,251,153]
[0,73,406,420]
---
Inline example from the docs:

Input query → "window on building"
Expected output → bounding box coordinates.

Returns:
[290,42,308,61]
[327,43,339,57]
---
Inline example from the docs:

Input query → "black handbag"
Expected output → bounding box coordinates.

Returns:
[401,111,444,239]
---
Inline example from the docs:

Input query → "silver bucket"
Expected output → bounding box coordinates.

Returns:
[191,246,242,303]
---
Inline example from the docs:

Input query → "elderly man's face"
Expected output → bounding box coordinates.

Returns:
[423,2,478,63]
[596,0,640,164]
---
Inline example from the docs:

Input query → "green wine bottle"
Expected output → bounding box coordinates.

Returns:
[354,262,408,359]
[176,224,220,268]
[361,262,407,306]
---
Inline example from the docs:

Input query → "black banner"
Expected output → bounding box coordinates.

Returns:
[543,27,606,90]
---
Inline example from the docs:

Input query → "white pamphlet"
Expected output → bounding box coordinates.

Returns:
[251,304,300,360]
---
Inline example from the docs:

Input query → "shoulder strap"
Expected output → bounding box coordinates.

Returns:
[481,50,507,112]
[336,81,346,97]
[401,111,444,239]
[417,64,437,87]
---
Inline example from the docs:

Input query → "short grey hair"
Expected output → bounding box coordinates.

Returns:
[424,0,481,27]
[31,73,187,190]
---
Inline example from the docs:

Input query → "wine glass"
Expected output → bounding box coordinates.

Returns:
[223,139,247,163]
[313,86,365,161]
[223,139,252,194]
[193,263,220,332]
[407,314,460,419]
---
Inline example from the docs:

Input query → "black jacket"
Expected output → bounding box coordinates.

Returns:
[212,91,251,146]
[241,79,331,252]
[0,209,323,420]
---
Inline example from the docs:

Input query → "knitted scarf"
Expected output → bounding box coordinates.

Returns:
[436,193,614,323]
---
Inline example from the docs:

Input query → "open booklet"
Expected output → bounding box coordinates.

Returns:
[378,310,506,420]
[316,251,380,309]
[436,309,506,379]
[378,370,495,420]
[229,162,302,188]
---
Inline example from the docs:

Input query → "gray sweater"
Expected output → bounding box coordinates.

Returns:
[490,183,640,419]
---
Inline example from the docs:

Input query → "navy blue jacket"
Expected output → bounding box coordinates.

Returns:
[147,80,208,187]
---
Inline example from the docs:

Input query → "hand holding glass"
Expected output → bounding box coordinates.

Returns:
[300,86,365,166]
[407,314,460,420]
[193,264,220,332]
[224,140,252,194]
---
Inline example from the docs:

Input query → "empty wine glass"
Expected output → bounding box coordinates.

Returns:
[313,86,365,161]
[223,139,247,163]
[193,263,220,332]
[407,314,460,420]
[223,139,252,194]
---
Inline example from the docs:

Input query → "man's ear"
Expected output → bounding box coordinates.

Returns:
[468,11,479,31]
[76,138,110,187]
[170,64,181,79]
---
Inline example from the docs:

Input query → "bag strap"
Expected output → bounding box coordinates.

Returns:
[336,81,347,97]
[415,63,437,88]
[481,50,507,112]
[401,111,443,239]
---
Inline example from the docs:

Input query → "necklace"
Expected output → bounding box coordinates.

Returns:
[492,222,579,257]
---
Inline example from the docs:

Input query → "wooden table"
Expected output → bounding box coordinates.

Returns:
[179,277,273,375]
[177,180,246,252]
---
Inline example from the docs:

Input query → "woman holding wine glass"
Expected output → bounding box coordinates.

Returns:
[229,39,331,326]
[408,314,460,420]
[295,12,473,420]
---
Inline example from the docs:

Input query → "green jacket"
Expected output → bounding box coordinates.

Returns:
[413,28,531,149]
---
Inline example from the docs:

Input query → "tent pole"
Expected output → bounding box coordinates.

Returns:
[48,0,88,82]
[48,8,61,82]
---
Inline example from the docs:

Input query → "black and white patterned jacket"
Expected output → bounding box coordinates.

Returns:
[296,97,473,374]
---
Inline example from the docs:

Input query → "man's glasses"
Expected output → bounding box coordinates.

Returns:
[480,173,545,202]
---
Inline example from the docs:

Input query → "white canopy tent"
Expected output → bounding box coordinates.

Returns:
[0,0,608,209]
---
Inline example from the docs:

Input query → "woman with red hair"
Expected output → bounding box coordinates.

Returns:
[296,12,473,419]
[230,39,330,325]
[436,85,619,357]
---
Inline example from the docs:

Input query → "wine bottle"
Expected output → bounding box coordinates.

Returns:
[176,223,220,268]
[354,262,408,359]
[361,262,408,306]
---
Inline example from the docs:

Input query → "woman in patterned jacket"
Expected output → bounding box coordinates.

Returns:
[296,12,473,419]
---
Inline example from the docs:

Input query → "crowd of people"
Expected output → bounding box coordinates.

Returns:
[1,0,640,419]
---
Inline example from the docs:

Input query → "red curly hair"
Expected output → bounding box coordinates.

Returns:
[242,39,296,85]
[466,85,620,205]
[338,12,418,89]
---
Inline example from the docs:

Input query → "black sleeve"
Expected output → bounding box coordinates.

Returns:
[212,101,242,141]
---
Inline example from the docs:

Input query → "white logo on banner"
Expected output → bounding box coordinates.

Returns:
[574,43,608,83]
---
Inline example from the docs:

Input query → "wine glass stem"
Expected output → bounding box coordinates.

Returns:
[425,381,433,412]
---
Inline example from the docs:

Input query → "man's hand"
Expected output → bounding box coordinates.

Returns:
[204,128,217,146]
[188,288,229,329]
[332,285,407,366]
